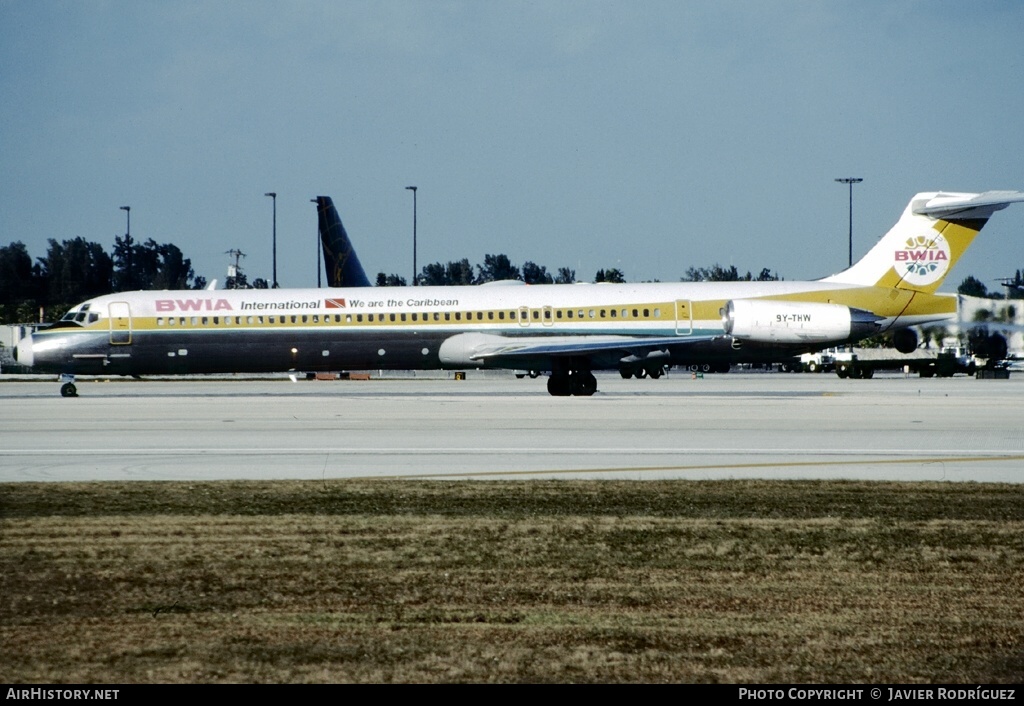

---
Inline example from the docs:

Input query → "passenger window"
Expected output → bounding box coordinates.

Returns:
[202,317,209,325]
[654,308,661,318]
[401,313,407,322]
[357,314,363,322]
[157,318,165,326]
[498,312,505,320]
[610,309,617,318]
[246,316,253,325]
[644,308,650,317]
[488,312,494,320]
[589,310,595,318]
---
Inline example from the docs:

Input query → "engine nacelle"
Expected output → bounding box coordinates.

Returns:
[721,299,881,344]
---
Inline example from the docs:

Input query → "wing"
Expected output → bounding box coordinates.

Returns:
[438,332,721,369]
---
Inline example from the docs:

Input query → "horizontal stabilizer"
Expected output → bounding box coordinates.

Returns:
[913,191,1024,219]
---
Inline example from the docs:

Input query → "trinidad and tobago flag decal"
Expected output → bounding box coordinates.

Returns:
[324,298,347,308]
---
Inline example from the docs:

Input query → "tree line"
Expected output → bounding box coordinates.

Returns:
[957,273,1024,300]
[378,255,782,288]
[0,237,206,324]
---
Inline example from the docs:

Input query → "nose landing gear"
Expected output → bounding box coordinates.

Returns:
[58,374,78,398]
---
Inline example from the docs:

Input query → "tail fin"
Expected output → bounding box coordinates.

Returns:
[315,196,371,288]
[822,190,1024,294]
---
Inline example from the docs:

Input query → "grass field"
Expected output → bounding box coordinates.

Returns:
[1,479,1022,683]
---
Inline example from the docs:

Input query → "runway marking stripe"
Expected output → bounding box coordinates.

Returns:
[364,454,1024,479]
[2,448,1022,457]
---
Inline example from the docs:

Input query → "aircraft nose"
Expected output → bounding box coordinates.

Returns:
[14,335,34,367]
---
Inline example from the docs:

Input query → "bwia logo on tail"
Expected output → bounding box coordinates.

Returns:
[823,191,1024,295]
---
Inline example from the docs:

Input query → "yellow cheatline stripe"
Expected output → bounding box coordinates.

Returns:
[354,454,1024,479]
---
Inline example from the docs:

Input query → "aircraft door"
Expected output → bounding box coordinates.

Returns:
[518,306,530,327]
[542,305,554,327]
[109,302,132,345]
[675,300,693,335]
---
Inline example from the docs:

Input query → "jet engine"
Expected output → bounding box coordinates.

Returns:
[721,299,882,344]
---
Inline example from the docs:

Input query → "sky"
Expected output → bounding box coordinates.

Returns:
[2,0,1023,293]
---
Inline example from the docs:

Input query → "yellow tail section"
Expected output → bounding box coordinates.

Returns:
[822,191,1024,295]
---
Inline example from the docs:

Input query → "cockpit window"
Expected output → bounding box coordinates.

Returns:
[54,303,98,328]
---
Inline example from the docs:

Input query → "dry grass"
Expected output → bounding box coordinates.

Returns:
[1,480,1022,683]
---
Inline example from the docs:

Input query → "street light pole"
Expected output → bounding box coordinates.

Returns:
[119,206,131,290]
[310,198,321,288]
[406,186,417,286]
[264,192,277,288]
[835,178,863,267]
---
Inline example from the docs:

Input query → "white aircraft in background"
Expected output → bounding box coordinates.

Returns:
[16,189,1024,396]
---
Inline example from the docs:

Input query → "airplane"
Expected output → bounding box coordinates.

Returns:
[14,189,1024,397]
[315,196,371,287]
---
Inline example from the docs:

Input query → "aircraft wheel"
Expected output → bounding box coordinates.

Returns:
[528,370,540,379]
[636,368,648,379]
[574,372,597,396]
[60,382,78,398]
[700,363,712,373]
[862,368,874,379]
[619,369,632,379]
[547,375,571,396]
[648,366,663,379]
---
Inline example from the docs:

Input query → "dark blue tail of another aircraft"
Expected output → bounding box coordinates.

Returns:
[315,196,371,287]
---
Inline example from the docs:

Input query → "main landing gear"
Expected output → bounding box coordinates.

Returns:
[547,358,597,396]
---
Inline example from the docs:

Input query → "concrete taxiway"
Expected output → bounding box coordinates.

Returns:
[1,371,1023,483]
